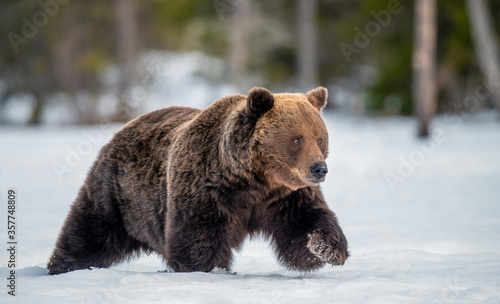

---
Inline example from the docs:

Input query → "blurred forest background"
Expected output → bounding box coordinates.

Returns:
[1,0,499,137]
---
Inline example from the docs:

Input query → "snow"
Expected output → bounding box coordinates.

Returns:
[1,111,500,303]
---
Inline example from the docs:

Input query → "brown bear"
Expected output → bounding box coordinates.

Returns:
[47,87,348,274]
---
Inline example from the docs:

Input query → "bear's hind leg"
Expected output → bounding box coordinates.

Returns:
[48,189,147,274]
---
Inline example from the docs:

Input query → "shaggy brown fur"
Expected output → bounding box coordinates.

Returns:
[47,87,349,274]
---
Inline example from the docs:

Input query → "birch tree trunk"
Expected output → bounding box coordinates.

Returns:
[412,0,437,137]
[114,0,139,121]
[297,0,318,91]
[231,0,251,92]
[465,0,500,112]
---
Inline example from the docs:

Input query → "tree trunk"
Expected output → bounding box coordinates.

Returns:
[29,93,44,125]
[231,0,251,92]
[297,0,318,91]
[114,0,139,122]
[54,10,83,93]
[465,0,500,112]
[412,0,437,138]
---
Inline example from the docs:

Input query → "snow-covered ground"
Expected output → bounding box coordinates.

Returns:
[1,110,500,303]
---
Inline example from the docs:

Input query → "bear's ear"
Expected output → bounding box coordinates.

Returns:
[306,87,328,111]
[247,87,274,117]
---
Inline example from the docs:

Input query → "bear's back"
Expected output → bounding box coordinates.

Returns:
[111,106,201,160]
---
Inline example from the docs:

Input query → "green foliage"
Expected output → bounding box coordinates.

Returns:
[363,0,414,115]
[438,1,474,72]
[1,0,500,123]
[150,0,225,53]
[352,0,499,115]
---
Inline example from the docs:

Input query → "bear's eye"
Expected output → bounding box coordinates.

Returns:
[293,138,302,145]
[318,139,323,145]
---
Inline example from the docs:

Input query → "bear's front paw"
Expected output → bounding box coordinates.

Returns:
[306,231,348,266]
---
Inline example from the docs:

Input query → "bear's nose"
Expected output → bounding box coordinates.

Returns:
[310,162,328,179]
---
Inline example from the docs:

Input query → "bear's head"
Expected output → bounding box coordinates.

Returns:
[247,87,329,191]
